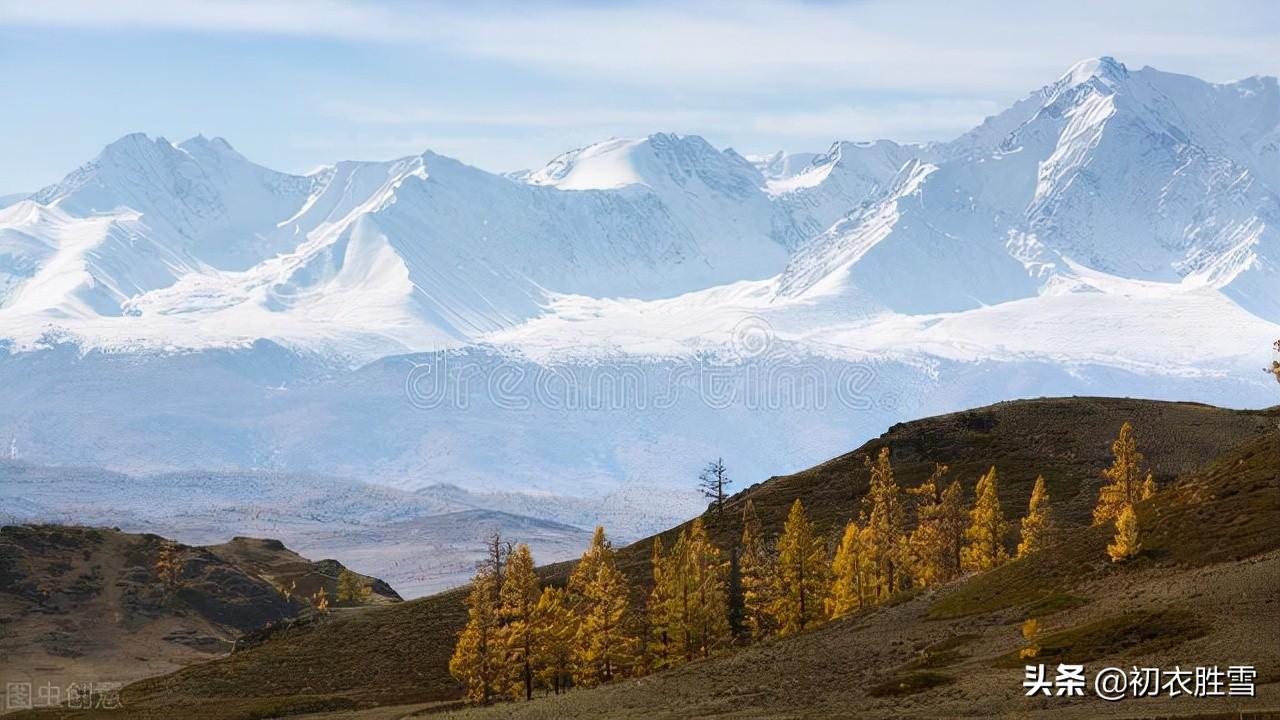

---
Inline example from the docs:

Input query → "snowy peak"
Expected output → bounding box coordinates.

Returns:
[526,132,762,195]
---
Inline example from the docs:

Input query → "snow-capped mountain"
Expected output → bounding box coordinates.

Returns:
[0,57,1277,531]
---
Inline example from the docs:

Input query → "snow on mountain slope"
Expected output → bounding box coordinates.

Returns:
[778,57,1280,320]
[0,57,1276,363]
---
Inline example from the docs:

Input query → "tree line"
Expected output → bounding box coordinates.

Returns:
[449,421,1156,703]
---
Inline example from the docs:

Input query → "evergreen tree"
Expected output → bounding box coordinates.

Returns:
[311,587,330,613]
[450,572,503,703]
[569,527,636,686]
[1016,475,1053,558]
[738,499,777,639]
[1107,505,1141,562]
[907,464,955,587]
[769,500,830,636]
[335,569,371,604]
[1094,422,1149,525]
[499,544,541,700]
[827,519,865,617]
[961,466,1009,572]
[861,448,907,598]
[532,587,574,695]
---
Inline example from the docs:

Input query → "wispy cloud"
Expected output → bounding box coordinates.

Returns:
[4,0,1277,95]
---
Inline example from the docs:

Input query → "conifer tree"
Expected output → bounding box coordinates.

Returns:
[1017,475,1053,558]
[1094,422,1149,525]
[645,536,674,669]
[1019,618,1041,659]
[1107,504,1141,562]
[683,518,731,658]
[335,569,371,604]
[154,540,183,596]
[312,588,330,613]
[937,480,968,581]
[907,464,955,587]
[961,466,1009,572]
[770,500,830,636]
[499,544,541,700]
[827,519,865,617]
[569,527,635,686]
[861,448,907,598]
[532,586,574,695]
[450,572,503,703]
[738,499,777,639]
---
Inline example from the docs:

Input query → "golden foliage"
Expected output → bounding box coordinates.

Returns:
[569,527,636,686]
[739,499,777,640]
[1016,475,1053,558]
[1094,422,1149,525]
[335,569,371,604]
[961,466,1009,573]
[770,500,831,636]
[450,572,503,703]
[1107,504,1141,562]
[499,544,541,700]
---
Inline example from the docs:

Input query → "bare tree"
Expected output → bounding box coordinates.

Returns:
[479,532,513,599]
[699,458,732,514]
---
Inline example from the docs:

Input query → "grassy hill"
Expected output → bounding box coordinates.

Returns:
[0,527,398,708]
[9,397,1276,719]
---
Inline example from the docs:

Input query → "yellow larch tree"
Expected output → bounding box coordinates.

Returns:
[1019,618,1041,659]
[769,499,830,636]
[449,572,504,704]
[861,448,908,598]
[682,518,731,659]
[907,464,956,587]
[644,535,674,670]
[569,526,636,687]
[1094,422,1150,525]
[1107,504,1141,562]
[1016,475,1053,558]
[961,466,1009,573]
[498,544,541,701]
[532,586,574,695]
[335,569,371,604]
[827,519,866,618]
[738,499,777,640]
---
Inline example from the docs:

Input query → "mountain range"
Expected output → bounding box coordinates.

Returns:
[0,57,1277,568]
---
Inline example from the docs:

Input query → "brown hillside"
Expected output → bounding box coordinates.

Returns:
[13,397,1274,719]
[0,526,397,708]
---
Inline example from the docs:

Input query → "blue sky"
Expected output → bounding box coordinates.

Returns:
[1,0,1277,194]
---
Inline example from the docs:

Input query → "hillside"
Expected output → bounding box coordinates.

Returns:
[443,430,1280,719]
[0,526,397,699]
[11,396,1274,719]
